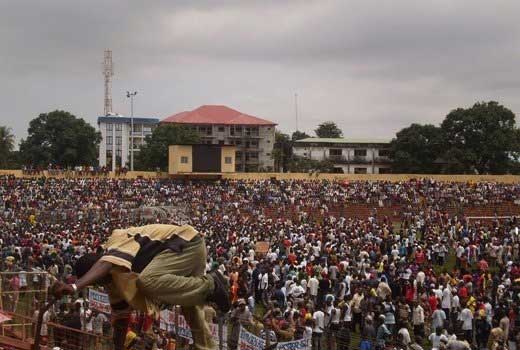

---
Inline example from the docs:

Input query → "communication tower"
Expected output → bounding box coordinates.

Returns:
[102,49,114,116]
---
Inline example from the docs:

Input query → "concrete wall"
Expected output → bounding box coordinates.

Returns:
[258,125,275,170]
[1,169,519,183]
[221,146,236,173]
[168,145,193,174]
[222,172,520,183]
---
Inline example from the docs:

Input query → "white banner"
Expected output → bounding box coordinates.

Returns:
[277,338,311,350]
[88,289,111,314]
[239,327,265,350]
[238,327,310,350]
[159,309,227,348]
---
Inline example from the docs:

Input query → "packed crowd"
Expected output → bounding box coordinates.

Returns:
[0,175,519,350]
[21,164,127,176]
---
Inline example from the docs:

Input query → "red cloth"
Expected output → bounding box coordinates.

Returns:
[428,295,438,312]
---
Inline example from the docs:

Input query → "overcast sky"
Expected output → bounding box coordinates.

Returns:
[1,0,519,144]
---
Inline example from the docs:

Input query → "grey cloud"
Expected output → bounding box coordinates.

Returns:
[1,0,519,145]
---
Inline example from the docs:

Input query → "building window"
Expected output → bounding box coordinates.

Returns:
[225,157,232,164]
[180,156,189,164]
[378,149,390,157]
[199,126,212,135]
[266,153,271,156]
[236,151,242,159]
[106,136,113,145]
[251,140,258,147]
[219,140,225,145]
[106,123,113,131]
[218,126,225,132]
[354,167,367,174]
[245,127,259,136]
[329,149,342,156]
[354,149,367,157]
[267,140,271,143]
[230,126,243,136]
[116,136,122,145]
[236,140,242,146]
[379,167,392,174]
[143,126,152,134]
[115,123,122,131]
[115,149,122,157]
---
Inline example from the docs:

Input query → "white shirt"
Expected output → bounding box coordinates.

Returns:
[484,302,493,324]
[327,306,340,324]
[412,305,425,325]
[343,303,352,322]
[458,308,473,331]
[301,279,307,293]
[441,288,451,309]
[416,271,426,284]
[398,327,411,345]
[291,285,305,297]
[308,277,319,296]
[260,273,269,290]
[432,309,446,330]
[429,333,448,350]
[451,295,460,310]
[313,311,325,333]
[303,326,313,339]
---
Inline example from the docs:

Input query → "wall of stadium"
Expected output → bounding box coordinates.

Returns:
[1,169,520,183]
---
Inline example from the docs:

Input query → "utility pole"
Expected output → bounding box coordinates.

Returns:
[126,91,137,171]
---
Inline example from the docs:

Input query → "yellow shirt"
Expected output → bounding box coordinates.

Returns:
[100,224,199,318]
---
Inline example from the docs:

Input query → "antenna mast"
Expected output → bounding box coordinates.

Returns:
[295,93,299,131]
[103,49,114,116]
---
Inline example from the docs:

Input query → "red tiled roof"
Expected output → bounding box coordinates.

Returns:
[161,105,276,126]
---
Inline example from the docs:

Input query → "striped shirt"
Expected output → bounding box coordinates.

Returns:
[100,224,199,318]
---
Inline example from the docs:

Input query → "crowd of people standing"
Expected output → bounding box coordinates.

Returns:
[0,175,519,350]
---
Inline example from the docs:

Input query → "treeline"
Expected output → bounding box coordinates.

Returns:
[1,101,519,174]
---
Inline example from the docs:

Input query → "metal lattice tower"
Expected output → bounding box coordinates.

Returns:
[102,49,114,116]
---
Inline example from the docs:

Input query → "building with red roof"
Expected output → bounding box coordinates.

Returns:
[162,105,276,172]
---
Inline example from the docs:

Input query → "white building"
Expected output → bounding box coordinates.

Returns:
[162,105,276,172]
[293,138,392,174]
[98,115,159,170]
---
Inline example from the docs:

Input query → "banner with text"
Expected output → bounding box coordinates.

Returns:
[159,309,227,348]
[238,327,310,350]
[277,338,311,350]
[239,327,266,350]
[88,289,111,314]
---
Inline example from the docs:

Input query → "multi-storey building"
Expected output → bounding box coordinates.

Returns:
[293,137,392,174]
[162,105,276,172]
[98,115,159,170]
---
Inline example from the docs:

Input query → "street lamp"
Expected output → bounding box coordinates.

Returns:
[126,91,137,171]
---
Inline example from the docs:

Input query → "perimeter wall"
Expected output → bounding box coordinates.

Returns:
[0,169,519,183]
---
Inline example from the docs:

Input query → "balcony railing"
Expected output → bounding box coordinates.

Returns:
[325,156,391,164]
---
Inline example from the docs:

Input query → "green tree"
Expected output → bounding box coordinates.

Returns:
[19,110,101,167]
[390,124,444,173]
[315,121,343,138]
[0,126,15,168]
[272,131,293,172]
[134,124,200,171]
[441,101,520,174]
[291,130,310,141]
